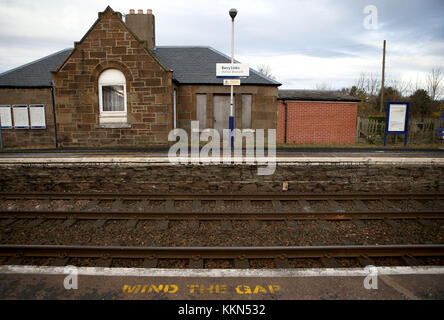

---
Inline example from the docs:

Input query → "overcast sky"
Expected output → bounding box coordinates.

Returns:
[0,0,443,93]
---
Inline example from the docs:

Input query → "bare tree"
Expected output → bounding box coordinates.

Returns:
[426,67,443,101]
[388,78,413,97]
[355,72,366,94]
[354,72,380,96]
[413,74,424,92]
[314,82,333,91]
[257,64,277,80]
[366,72,381,96]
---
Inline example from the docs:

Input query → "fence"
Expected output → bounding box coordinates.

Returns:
[357,117,444,144]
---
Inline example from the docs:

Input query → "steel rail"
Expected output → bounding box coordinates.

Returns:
[0,244,443,259]
[1,209,444,221]
[0,192,443,201]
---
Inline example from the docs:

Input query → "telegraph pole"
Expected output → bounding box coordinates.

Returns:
[380,40,386,113]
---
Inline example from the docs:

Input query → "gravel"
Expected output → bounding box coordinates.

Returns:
[2,218,443,247]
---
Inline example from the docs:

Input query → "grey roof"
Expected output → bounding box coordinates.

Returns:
[0,46,280,87]
[152,46,281,86]
[278,90,360,102]
[0,49,73,87]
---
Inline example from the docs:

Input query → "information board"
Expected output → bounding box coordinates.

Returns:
[12,105,29,129]
[29,105,46,129]
[384,101,410,146]
[0,105,12,129]
[387,103,407,132]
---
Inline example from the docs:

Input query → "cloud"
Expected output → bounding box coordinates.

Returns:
[0,0,443,91]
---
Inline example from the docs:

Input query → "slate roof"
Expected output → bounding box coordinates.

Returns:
[0,49,73,87]
[152,46,281,86]
[0,46,280,88]
[278,89,360,102]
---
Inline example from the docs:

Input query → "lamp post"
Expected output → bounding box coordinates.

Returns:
[229,8,237,147]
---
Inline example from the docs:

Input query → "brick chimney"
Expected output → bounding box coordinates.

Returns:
[125,9,155,49]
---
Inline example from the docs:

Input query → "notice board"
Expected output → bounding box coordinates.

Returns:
[12,105,29,129]
[0,105,12,129]
[29,105,46,129]
[387,103,408,132]
[384,101,410,146]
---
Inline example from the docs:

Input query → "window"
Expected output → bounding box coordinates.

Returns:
[98,69,127,124]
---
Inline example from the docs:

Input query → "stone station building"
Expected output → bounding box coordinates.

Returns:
[0,6,280,149]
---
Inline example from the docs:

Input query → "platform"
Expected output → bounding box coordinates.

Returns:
[0,265,443,300]
[0,149,444,165]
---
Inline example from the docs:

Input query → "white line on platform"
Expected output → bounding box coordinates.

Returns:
[1,265,444,278]
[0,157,443,165]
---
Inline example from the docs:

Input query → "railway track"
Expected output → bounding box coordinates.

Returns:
[1,192,443,226]
[1,209,443,221]
[1,244,443,268]
[1,192,443,268]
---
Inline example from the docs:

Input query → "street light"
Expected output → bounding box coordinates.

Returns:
[229,8,237,147]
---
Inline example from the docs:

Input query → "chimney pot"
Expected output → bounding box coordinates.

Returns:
[125,8,156,49]
[147,9,152,14]
[129,9,135,14]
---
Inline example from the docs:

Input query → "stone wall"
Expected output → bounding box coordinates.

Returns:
[53,7,173,148]
[177,85,278,133]
[0,88,55,149]
[1,163,442,194]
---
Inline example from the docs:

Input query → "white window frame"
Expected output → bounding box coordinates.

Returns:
[98,69,127,124]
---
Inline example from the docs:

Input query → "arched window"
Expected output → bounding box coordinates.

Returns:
[98,69,127,124]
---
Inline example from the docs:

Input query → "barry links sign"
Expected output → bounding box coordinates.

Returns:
[216,63,249,78]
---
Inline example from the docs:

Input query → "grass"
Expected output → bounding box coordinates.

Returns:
[276,141,444,149]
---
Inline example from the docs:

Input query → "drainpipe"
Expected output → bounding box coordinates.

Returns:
[283,100,288,144]
[173,89,177,129]
[50,81,59,149]
[0,114,3,151]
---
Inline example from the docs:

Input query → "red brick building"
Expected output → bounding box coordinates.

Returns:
[277,90,359,144]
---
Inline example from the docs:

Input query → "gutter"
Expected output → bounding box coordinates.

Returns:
[0,85,52,89]
[277,97,361,103]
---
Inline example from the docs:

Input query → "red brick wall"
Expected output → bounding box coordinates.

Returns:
[277,100,357,144]
[53,7,173,148]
